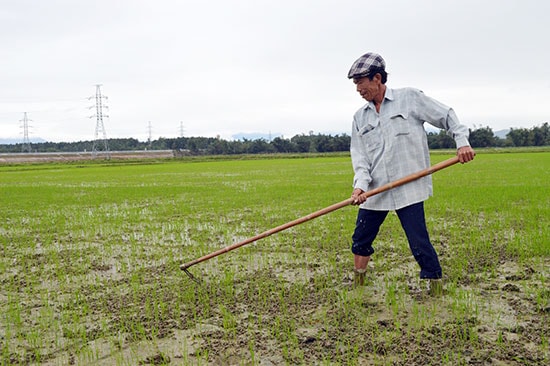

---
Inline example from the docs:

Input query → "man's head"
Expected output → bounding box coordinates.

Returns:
[348,52,388,103]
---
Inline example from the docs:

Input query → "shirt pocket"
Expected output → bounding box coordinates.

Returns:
[390,112,409,136]
[358,124,375,135]
[361,126,382,152]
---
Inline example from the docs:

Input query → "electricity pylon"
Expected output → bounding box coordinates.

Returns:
[147,121,152,149]
[89,84,110,158]
[180,121,185,138]
[20,112,32,153]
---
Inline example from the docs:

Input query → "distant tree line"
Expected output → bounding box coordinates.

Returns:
[427,123,549,149]
[1,123,548,155]
[0,134,351,155]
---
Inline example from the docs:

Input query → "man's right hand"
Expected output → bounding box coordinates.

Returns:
[351,188,367,205]
[457,146,475,163]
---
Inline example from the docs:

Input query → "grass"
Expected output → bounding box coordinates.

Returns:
[0,151,548,365]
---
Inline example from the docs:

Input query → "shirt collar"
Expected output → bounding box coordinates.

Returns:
[363,86,393,110]
[384,87,394,101]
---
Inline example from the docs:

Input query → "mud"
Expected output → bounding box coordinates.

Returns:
[1,237,548,365]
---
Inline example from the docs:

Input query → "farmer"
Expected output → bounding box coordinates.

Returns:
[347,52,475,294]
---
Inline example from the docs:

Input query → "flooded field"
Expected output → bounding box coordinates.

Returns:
[1,152,548,365]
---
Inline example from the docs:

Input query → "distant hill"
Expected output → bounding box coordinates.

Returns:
[231,131,352,140]
[231,132,284,141]
[0,137,47,145]
[494,129,510,139]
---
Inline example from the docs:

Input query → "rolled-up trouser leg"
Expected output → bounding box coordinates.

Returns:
[396,202,442,279]
[351,208,388,257]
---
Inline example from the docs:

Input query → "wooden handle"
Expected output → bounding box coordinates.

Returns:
[180,156,460,271]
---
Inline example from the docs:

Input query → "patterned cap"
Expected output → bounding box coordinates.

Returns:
[347,52,386,79]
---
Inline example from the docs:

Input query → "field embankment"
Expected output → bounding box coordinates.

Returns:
[0,150,174,164]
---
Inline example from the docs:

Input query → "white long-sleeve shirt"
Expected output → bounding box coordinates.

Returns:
[350,87,470,211]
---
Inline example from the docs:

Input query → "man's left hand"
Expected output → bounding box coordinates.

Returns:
[457,146,475,163]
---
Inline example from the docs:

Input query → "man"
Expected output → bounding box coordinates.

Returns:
[347,52,475,294]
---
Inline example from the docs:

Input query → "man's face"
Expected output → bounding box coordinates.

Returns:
[353,74,381,102]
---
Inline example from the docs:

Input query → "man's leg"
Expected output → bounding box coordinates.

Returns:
[351,208,388,285]
[395,202,442,279]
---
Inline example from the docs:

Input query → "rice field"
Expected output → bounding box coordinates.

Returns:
[0,151,548,365]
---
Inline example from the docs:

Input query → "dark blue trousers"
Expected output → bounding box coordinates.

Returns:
[351,201,442,279]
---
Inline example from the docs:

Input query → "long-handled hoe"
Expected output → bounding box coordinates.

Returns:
[181,156,461,282]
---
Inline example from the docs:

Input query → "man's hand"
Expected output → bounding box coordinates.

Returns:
[351,188,367,205]
[457,146,475,163]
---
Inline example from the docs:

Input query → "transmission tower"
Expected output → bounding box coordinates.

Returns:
[179,121,185,138]
[147,121,152,149]
[89,84,110,158]
[20,112,32,153]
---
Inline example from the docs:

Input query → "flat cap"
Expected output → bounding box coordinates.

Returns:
[347,52,386,79]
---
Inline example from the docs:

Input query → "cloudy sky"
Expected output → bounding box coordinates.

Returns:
[1,0,548,142]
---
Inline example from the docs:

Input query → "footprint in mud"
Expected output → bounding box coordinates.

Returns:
[502,283,520,292]
[140,353,171,365]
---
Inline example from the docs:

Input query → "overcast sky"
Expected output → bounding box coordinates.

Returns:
[1,0,548,142]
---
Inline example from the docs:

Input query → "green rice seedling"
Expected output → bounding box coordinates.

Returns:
[383,278,401,318]
[247,339,257,365]
[219,304,237,338]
